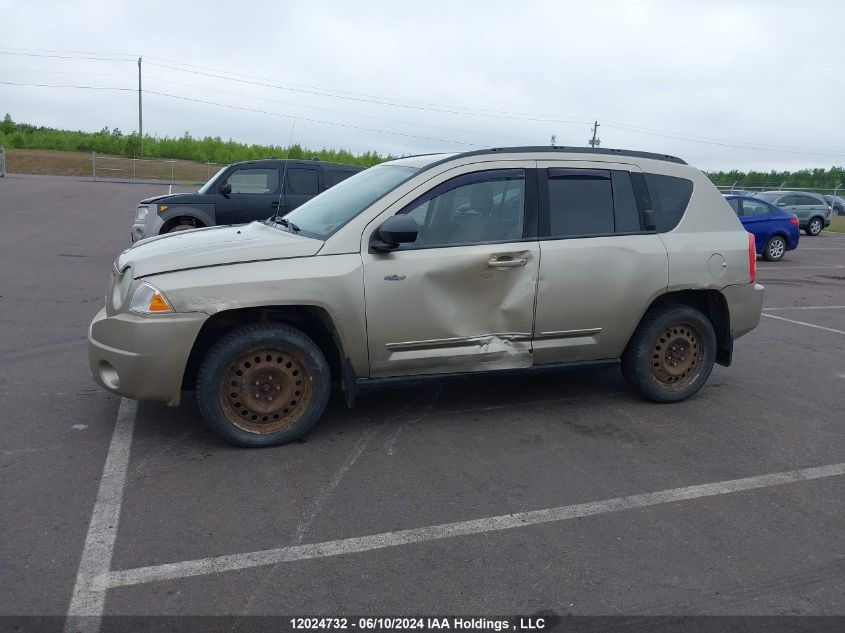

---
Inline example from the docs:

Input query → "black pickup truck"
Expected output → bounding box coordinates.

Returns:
[130,158,363,241]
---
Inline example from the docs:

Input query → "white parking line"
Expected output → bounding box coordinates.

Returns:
[757,265,844,270]
[762,313,845,335]
[65,398,137,633]
[763,306,845,311]
[100,461,845,590]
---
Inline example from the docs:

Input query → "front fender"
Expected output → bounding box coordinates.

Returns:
[157,204,216,232]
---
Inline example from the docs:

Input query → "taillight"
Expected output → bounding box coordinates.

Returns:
[789,217,799,226]
[748,233,756,283]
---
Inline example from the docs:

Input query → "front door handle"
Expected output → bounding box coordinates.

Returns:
[271,200,281,208]
[488,256,527,268]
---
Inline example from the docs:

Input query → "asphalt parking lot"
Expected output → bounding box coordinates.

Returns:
[1,175,844,627]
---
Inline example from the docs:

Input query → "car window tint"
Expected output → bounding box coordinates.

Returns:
[398,169,525,247]
[286,168,319,195]
[611,171,641,232]
[727,198,741,216]
[780,195,798,206]
[225,168,279,194]
[325,170,354,188]
[797,195,819,206]
[742,199,770,216]
[643,173,693,232]
[547,169,614,237]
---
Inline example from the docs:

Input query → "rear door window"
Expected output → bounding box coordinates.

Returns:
[741,199,770,216]
[546,169,614,237]
[286,168,319,195]
[643,173,693,232]
[325,170,355,188]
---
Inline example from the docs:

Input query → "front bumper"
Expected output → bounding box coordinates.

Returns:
[88,307,208,406]
[130,215,164,243]
[722,282,764,340]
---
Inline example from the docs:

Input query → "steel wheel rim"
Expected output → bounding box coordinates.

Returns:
[810,219,821,234]
[219,346,313,434]
[769,239,785,259]
[649,322,704,391]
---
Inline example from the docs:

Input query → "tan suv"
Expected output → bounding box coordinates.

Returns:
[89,147,764,447]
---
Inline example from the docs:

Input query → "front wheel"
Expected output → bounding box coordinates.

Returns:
[621,305,717,403]
[805,217,823,236]
[763,235,786,262]
[197,323,331,447]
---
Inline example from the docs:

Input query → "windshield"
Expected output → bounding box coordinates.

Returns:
[282,164,419,239]
[197,166,228,194]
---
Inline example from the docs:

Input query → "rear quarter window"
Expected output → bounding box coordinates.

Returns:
[643,173,693,232]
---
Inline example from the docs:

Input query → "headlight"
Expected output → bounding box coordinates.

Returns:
[129,282,174,314]
[136,205,150,221]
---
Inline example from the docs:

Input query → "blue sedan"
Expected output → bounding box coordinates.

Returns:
[724,195,800,261]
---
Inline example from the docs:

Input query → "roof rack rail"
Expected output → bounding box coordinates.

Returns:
[448,146,687,165]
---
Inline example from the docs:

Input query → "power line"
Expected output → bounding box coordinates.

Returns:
[142,90,483,147]
[0,50,130,62]
[143,60,591,126]
[144,54,594,122]
[0,80,133,91]
[0,46,135,59]
[142,74,537,144]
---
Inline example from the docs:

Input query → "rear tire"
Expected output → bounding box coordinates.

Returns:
[763,235,786,262]
[805,217,823,236]
[621,305,717,403]
[197,323,331,447]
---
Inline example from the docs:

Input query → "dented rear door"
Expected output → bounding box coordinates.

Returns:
[362,163,540,378]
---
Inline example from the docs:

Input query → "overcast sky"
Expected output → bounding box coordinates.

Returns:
[1,0,843,171]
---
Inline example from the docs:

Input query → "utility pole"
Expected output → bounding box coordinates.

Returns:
[138,56,143,157]
[588,120,600,148]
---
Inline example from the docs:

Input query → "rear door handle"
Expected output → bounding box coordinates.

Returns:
[271,200,281,208]
[488,256,527,268]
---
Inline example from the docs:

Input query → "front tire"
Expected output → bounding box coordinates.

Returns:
[763,235,786,261]
[197,323,331,447]
[621,305,717,403]
[806,217,823,236]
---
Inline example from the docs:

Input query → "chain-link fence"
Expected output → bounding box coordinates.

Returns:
[715,182,845,198]
[91,152,223,185]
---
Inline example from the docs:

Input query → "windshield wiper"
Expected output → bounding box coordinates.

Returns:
[265,214,301,233]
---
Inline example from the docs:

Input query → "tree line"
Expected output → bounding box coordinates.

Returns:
[2,114,843,187]
[0,114,391,167]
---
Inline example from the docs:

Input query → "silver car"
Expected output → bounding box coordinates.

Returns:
[754,191,832,236]
[89,147,764,447]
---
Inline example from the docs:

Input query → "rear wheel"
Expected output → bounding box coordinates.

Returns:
[763,235,786,262]
[806,217,823,236]
[197,323,331,447]
[621,305,716,403]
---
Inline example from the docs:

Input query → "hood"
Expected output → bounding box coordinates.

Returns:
[139,192,210,205]
[117,222,323,278]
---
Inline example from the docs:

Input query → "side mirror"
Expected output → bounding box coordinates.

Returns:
[220,182,232,198]
[371,215,418,252]
[642,209,656,231]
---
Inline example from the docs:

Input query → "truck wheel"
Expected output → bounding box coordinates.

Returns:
[166,222,197,233]
[621,305,716,403]
[763,235,786,261]
[806,217,823,236]
[197,323,331,447]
